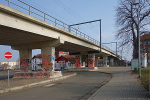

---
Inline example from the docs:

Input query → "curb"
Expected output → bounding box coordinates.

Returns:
[68,69,101,72]
[0,73,77,94]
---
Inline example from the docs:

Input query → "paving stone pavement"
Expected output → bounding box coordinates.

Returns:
[88,67,150,100]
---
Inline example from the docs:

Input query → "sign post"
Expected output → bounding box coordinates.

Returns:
[4,52,12,87]
[131,59,138,74]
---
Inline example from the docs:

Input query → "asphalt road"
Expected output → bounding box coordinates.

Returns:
[0,71,14,80]
[0,71,108,100]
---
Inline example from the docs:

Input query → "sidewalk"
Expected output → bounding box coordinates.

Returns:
[89,67,149,100]
[0,71,76,94]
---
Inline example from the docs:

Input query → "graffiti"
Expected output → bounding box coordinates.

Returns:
[88,59,93,64]
[42,54,52,71]
[88,59,94,67]
[14,72,50,78]
[88,54,95,67]
[20,56,31,72]
[75,56,81,68]
[18,54,53,78]
[103,59,106,62]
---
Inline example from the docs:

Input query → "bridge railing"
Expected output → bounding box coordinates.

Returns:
[4,0,117,55]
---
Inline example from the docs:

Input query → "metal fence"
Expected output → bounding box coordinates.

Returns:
[4,0,116,55]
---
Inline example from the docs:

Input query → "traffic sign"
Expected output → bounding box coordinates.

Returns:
[4,52,12,59]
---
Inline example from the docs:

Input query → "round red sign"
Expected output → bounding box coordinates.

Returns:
[4,52,12,59]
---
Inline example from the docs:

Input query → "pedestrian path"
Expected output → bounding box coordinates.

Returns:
[89,67,149,100]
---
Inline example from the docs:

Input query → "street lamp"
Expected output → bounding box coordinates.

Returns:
[133,0,141,78]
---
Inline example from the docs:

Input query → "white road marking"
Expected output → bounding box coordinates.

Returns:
[43,84,55,87]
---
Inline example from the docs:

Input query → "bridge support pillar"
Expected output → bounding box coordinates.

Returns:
[19,49,32,71]
[80,55,86,68]
[110,58,114,66]
[41,46,55,72]
[103,56,108,67]
[19,49,32,58]
[75,55,81,68]
[88,54,95,67]
[95,57,98,67]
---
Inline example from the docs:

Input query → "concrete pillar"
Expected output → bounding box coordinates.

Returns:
[85,55,88,67]
[81,55,86,67]
[88,54,95,67]
[19,49,32,58]
[110,58,114,66]
[75,55,81,68]
[41,47,55,71]
[19,49,32,71]
[114,59,118,66]
[95,57,98,67]
[103,56,108,67]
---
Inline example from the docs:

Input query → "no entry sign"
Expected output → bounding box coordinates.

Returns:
[4,52,12,59]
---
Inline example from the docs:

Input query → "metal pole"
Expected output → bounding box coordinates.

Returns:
[44,13,45,21]
[29,6,31,15]
[149,64,150,96]
[102,42,117,55]
[100,20,101,53]
[131,59,132,74]
[8,59,10,87]
[69,19,102,53]
[68,26,71,32]
[8,0,10,7]
[138,1,141,78]
[116,42,117,55]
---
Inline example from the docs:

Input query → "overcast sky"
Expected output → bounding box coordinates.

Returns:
[0,0,132,62]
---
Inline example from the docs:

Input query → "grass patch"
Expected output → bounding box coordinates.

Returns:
[141,67,149,91]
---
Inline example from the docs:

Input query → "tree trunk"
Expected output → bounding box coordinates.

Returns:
[133,38,138,59]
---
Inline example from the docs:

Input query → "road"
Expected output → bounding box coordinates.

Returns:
[0,71,108,100]
[0,71,14,80]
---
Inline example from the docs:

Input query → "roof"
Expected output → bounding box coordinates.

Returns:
[63,55,75,61]
[32,54,42,59]
[55,54,75,61]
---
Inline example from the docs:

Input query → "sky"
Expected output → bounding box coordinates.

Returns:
[0,0,132,62]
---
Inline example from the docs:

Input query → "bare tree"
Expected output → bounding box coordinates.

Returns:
[115,0,150,58]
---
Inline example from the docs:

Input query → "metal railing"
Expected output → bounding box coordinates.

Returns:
[4,0,117,55]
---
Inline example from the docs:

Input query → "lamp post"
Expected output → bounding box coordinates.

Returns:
[133,0,141,78]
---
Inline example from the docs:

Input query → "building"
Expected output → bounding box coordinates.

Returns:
[32,51,69,71]
[55,54,75,69]
[140,33,150,66]
[32,54,42,71]
[55,51,69,59]
[0,62,17,69]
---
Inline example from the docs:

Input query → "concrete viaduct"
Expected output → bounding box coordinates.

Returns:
[0,3,120,70]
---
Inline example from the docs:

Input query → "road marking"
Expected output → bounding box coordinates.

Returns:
[43,84,55,87]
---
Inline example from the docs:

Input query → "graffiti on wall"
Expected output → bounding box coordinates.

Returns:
[42,54,52,71]
[17,54,52,78]
[20,56,31,72]
[103,59,107,65]
[88,54,94,67]
[75,56,81,68]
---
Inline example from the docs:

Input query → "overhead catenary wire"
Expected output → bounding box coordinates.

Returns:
[23,0,74,24]
[22,0,108,50]
[23,0,100,36]
[53,0,100,36]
